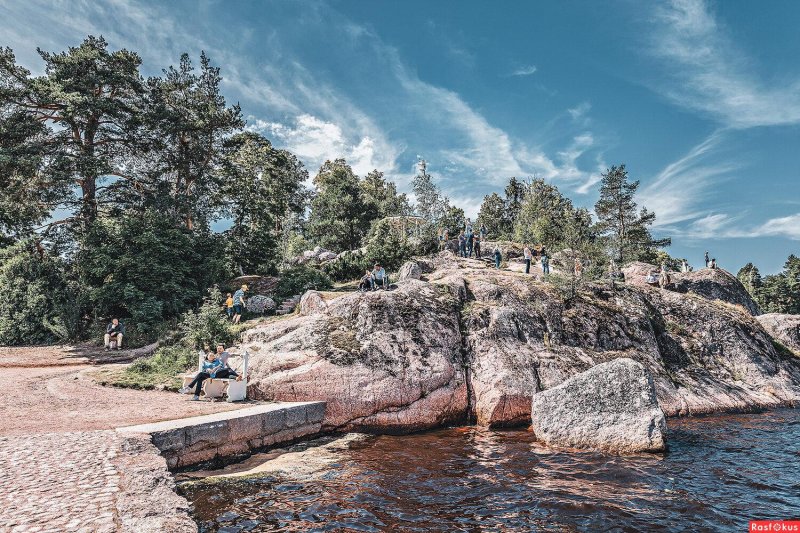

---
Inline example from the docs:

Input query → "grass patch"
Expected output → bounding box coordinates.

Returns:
[97,345,197,391]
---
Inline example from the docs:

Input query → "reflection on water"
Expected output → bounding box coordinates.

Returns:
[181,409,800,532]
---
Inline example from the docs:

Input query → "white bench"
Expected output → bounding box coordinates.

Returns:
[181,351,249,402]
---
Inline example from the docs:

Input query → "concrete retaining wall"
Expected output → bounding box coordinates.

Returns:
[118,402,325,469]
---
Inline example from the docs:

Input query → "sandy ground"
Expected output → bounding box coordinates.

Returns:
[1,345,246,436]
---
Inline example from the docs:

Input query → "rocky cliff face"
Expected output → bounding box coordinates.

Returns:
[237,255,800,432]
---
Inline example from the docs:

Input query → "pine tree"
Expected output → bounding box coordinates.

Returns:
[477,192,508,239]
[594,165,670,263]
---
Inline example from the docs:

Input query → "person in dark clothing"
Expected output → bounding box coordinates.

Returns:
[474,236,482,259]
[467,232,475,257]
[458,232,467,257]
[358,269,373,291]
[104,318,125,350]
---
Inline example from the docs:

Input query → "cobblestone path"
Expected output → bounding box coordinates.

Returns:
[0,431,121,533]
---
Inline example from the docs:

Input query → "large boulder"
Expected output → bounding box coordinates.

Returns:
[757,313,800,355]
[240,279,468,432]
[229,275,279,296]
[246,295,276,314]
[530,358,667,453]
[299,290,328,315]
[396,260,423,281]
[622,262,760,315]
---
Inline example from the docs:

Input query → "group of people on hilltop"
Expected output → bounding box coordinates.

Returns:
[522,244,551,275]
[179,343,242,401]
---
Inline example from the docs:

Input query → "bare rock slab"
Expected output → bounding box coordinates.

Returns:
[530,358,667,454]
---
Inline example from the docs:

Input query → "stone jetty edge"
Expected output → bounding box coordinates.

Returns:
[113,401,327,532]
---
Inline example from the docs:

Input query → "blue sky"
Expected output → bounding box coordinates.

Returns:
[1,0,798,273]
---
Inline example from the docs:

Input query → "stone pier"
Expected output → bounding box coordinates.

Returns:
[117,401,326,469]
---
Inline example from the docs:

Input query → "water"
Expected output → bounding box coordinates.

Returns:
[182,409,800,532]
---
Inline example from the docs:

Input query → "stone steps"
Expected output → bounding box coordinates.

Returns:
[276,294,302,315]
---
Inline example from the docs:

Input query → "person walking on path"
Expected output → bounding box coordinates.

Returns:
[541,253,550,276]
[232,284,248,324]
[493,245,502,269]
[224,293,234,320]
[523,245,532,274]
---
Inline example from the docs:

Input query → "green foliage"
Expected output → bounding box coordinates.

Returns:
[361,170,412,218]
[513,178,576,250]
[323,250,369,282]
[364,218,416,272]
[477,192,509,240]
[594,164,670,263]
[411,166,449,223]
[548,208,602,303]
[307,159,379,252]
[113,345,197,390]
[645,250,686,271]
[275,266,333,301]
[0,240,71,345]
[177,287,235,349]
[220,132,308,275]
[77,209,227,330]
[743,255,800,314]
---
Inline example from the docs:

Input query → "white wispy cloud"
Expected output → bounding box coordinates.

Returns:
[738,214,800,240]
[567,102,591,121]
[650,0,800,128]
[639,129,737,227]
[510,65,537,76]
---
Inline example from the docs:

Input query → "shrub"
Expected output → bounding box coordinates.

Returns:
[275,265,333,301]
[363,219,416,272]
[322,250,369,282]
[0,240,71,345]
[115,345,197,390]
[177,287,235,349]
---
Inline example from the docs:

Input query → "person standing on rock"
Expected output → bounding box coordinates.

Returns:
[224,292,234,320]
[574,258,583,278]
[523,245,532,274]
[467,231,475,257]
[541,252,550,276]
[232,284,248,324]
[480,224,487,242]
[681,259,690,273]
[458,232,467,257]
[704,251,710,268]
[493,245,502,269]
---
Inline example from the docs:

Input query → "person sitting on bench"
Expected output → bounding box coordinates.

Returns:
[180,348,222,400]
[371,263,388,290]
[213,343,241,381]
[104,318,125,351]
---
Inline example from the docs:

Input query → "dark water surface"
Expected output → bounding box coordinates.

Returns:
[182,409,800,532]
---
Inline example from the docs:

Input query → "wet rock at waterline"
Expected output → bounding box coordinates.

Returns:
[530,358,667,453]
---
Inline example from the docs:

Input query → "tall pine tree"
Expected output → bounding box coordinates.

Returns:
[594,165,670,263]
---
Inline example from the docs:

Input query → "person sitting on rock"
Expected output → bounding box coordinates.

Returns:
[474,235,482,259]
[645,270,659,285]
[359,269,373,292]
[104,318,125,351]
[493,245,502,269]
[180,348,223,401]
[232,284,248,324]
[371,263,388,290]
[710,258,718,269]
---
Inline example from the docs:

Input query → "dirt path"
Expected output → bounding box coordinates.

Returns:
[1,346,246,436]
